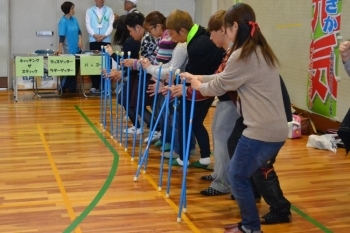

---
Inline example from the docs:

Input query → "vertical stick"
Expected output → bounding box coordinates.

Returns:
[158,67,173,191]
[119,52,125,146]
[131,64,143,161]
[124,51,131,151]
[166,70,181,198]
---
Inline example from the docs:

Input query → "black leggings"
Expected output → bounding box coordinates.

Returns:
[178,97,214,161]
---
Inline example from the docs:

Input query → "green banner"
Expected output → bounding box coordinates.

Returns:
[15,56,44,77]
[80,55,102,75]
[48,56,75,76]
[307,0,342,118]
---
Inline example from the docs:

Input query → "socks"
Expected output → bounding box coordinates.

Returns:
[199,157,211,165]
[176,158,189,166]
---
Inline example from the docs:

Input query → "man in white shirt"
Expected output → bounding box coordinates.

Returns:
[124,0,140,14]
[85,0,114,92]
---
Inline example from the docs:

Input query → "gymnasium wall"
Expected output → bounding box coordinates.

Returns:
[7,0,195,88]
[214,0,350,121]
[0,0,9,81]
[3,0,350,121]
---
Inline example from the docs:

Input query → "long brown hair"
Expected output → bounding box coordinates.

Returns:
[224,3,279,67]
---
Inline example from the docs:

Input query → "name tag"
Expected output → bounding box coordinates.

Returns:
[97,24,102,28]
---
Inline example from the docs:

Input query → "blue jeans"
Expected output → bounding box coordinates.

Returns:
[228,135,285,231]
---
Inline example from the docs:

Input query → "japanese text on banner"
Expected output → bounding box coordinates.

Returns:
[48,56,76,76]
[80,55,102,75]
[308,0,342,118]
[15,57,44,77]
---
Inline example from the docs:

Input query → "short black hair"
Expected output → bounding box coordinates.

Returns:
[124,12,145,29]
[61,1,74,15]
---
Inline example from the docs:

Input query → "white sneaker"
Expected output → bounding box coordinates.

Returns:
[123,126,141,134]
[90,87,96,93]
[163,151,179,159]
[163,149,196,159]
[144,131,161,143]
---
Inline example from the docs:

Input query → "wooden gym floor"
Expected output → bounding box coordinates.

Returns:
[1,90,350,233]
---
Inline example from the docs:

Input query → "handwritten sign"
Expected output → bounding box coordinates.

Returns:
[48,56,75,76]
[80,55,102,75]
[15,56,44,77]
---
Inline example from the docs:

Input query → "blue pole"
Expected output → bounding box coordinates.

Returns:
[99,45,104,126]
[177,78,190,222]
[131,64,143,161]
[146,64,162,145]
[107,52,113,138]
[134,95,167,180]
[119,52,125,146]
[124,51,131,151]
[158,67,173,191]
[103,48,108,132]
[165,70,180,198]
[115,52,120,140]
[142,64,162,171]
[138,67,147,164]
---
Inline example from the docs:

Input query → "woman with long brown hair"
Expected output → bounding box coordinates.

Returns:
[181,3,288,233]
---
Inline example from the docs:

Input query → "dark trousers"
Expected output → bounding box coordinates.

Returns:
[89,42,110,89]
[178,97,214,161]
[118,80,139,127]
[227,116,291,214]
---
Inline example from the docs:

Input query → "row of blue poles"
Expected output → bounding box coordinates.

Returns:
[99,50,196,222]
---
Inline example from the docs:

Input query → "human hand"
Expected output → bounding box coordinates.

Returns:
[180,72,196,82]
[190,77,202,91]
[147,77,164,96]
[164,84,183,97]
[140,58,151,69]
[339,41,350,63]
[93,34,100,40]
[161,85,169,96]
[109,69,122,81]
[121,58,135,67]
[102,68,108,77]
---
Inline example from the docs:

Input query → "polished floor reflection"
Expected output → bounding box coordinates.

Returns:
[0,90,349,233]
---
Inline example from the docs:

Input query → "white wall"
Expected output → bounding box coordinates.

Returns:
[212,0,350,120]
[0,0,9,78]
[238,0,350,121]
[8,0,195,87]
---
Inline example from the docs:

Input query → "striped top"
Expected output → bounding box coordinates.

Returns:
[154,30,177,64]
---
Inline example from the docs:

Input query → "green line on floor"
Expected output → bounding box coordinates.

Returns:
[291,204,333,232]
[63,106,119,233]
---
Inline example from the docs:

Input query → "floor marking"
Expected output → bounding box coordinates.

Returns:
[37,124,82,233]
[103,128,200,233]
[63,106,119,233]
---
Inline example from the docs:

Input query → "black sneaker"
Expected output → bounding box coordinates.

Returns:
[200,187,226,196]
[260,211,291,224]
[231,194,261,202]
[200,174,214,181]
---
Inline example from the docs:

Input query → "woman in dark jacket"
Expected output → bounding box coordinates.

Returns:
[106,15,141,133]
